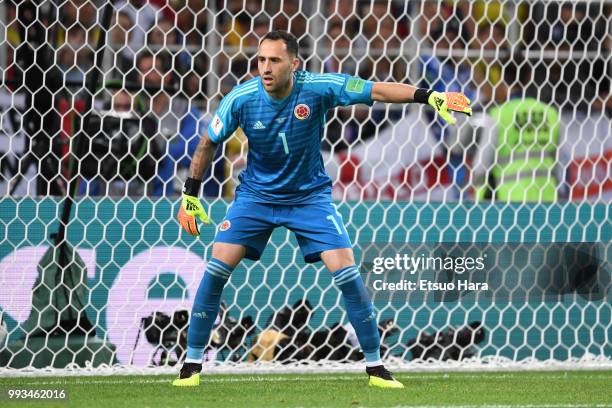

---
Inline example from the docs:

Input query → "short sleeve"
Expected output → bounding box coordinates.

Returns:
[311,73,374,109]
[207,95,240,144]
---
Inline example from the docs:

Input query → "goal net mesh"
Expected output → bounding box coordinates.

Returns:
[0,0,610,374]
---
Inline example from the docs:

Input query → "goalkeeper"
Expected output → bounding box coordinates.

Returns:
[174,30,471,388]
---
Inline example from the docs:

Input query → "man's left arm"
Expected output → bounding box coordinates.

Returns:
[320,74,471,124]
[371,82,472,125]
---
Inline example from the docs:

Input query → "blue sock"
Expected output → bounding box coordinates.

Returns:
[185,258,234,363]
[332,265,382,367]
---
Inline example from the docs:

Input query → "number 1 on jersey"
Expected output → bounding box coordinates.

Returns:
[278,132,289,154]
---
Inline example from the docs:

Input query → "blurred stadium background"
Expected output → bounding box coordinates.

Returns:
[0,0,610,375]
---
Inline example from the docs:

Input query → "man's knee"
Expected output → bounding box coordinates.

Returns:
[321,248,355,272]
[211,242,246,268]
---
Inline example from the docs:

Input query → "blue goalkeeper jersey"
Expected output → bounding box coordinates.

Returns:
[207,71,374,204]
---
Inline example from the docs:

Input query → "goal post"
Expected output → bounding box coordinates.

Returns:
[0,0,610,373]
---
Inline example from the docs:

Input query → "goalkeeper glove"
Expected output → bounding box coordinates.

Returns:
[177,177,210,237]
[415,89,472,125]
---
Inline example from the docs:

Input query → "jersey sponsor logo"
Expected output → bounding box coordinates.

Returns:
[252,120,266,129]
[211,114,223,136]
[219,220,231,231]
[294,103,310,120]
[193,311,208,319]
[346,77,366,93]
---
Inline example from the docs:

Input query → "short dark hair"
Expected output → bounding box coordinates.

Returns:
[260,30,299,57]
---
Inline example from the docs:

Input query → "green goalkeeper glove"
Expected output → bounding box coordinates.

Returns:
[427,91,472,125]
[177,178,210,236]
[414,88,472,125]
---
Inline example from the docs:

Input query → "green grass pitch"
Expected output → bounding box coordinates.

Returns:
[1,370,610,407]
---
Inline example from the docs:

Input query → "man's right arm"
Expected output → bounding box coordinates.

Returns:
[178,85,243,236]
[177,131,217,237]
[189,131,218,181]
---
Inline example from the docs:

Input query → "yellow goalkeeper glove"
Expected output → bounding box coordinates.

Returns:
[427,91,472,125]
[177,178,210,237]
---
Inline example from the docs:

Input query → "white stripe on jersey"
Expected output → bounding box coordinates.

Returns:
[298,74,345,85]
[298,79,345,87]
[218,83,258,117]
[219,87,258,118]
[306,73,345,79]
[299,73,345,80]
[298,78,345,85]
[298,72,345,82]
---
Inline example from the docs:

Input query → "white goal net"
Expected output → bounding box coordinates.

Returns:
[0,0,610,374]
